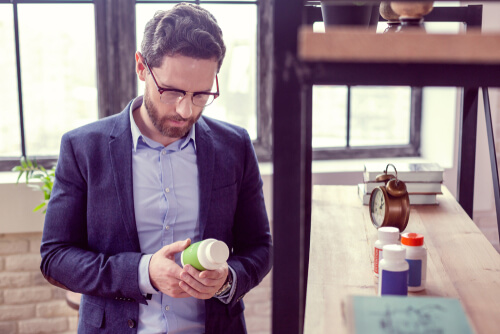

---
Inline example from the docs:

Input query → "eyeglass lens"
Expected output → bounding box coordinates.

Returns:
[159,91,215,107]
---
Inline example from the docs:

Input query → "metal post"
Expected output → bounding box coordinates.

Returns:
[456,4,482,218]
[272,1,310,333]
[482,87,500,243]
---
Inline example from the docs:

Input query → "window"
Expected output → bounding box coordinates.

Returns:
[0,0,97,170]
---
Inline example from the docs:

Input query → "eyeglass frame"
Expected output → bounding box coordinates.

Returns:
[142,57,220,107]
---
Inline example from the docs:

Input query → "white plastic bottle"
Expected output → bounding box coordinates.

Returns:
[374,227,400,279]
[378,244,409,296]
[401,232,427,291]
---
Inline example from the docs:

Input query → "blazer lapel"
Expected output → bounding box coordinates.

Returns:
[108,103,141,252]
[196,117,215,239]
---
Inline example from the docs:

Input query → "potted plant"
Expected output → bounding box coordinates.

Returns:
[12,157,55,213]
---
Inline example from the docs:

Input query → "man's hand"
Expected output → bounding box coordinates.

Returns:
[179,263,229,300]
[149,238,191,298]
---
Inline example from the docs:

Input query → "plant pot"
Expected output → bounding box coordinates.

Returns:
[321,2,380,29]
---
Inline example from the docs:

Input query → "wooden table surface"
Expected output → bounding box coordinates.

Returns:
[304,186,500,334]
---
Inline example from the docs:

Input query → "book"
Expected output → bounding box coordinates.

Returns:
[361,182,442,195]
[344,295,475,334]
[364,163,444,183]
[358,184,438,205]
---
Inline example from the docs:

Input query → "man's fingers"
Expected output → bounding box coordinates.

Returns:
[162,238,191,258]
[179,281,213,300]
[199,267,226,280]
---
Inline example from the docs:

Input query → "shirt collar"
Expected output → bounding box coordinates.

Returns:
[129,95,197,152]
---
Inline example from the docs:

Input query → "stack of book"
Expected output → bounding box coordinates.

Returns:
[358,162,444,205]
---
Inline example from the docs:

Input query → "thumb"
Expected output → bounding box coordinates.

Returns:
[163,238,191,258]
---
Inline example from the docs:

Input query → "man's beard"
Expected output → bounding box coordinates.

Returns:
[144,87,202,139]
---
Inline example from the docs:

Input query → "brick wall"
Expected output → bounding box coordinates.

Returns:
[0,233,78,334]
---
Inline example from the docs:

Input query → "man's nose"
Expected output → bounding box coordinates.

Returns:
[176,95,193,118]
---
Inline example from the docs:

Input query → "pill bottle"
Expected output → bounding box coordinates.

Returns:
[378,244,409,296]
[374,226,400,278]
[181,239,229,271]
[401,232,427,291]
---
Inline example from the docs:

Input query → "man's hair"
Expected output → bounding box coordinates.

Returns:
[141,2,226,71]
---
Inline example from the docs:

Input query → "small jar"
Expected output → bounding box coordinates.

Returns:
[401,232,427,291]
[181,239,229,271]
[374,227,400,278]
[378,244,409,296]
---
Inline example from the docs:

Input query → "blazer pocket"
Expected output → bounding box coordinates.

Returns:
[80,298,105,328]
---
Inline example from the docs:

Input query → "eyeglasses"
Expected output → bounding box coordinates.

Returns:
[143,58,219,107]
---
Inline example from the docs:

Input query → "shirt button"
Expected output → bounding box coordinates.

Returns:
[162,150,166,155]
[165,225,170,231]
[165,188,170,193]
[165,305,170,311]
[127,319,136,328]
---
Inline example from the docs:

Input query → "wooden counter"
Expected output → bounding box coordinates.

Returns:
[304,186,500,334]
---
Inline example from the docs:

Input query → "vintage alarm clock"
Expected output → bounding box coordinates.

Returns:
[369,164,410,231]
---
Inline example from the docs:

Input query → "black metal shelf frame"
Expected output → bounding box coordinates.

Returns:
[272,3,500,334]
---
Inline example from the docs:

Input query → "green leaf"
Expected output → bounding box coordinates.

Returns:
[33,202,46,212]
[12,166,22,172]
[16,171,24,184]
[21,158,27,168]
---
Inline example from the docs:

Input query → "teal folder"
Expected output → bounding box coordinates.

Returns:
[347,295,475,334]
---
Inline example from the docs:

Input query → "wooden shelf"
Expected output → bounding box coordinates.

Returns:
[304,185,500,334]
[299,27,500,64]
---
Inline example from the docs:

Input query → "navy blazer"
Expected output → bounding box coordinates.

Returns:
[40,101,273,333]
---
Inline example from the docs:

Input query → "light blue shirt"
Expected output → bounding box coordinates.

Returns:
[129,97,235,334]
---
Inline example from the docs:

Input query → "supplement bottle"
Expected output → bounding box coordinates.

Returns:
[401,232,427,291]
[374,226,400,278]
[181,239,229,271]
[378,244,409,296]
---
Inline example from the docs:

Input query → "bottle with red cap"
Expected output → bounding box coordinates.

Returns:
[401,232,427,291]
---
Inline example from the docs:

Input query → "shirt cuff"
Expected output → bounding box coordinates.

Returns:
[215,265,237,304]
[138,254,158,296]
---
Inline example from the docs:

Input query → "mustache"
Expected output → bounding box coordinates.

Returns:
[164,114,189,122]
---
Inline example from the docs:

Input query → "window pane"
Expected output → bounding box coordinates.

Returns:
[0,4,21,157]
[312,86,347,148]
[136,3,258,140]
[350,86,411,147]
[202,4,256,139]
[18,4,97,156]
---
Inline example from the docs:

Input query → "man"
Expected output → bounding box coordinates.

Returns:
[40,3,272,333]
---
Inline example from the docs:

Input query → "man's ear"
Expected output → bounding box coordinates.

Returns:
[135,51,147,82]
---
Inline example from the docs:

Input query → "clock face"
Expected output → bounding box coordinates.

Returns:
[370,188,386,227]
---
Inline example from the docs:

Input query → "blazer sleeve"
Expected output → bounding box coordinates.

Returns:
[40,132,148,305]
[226,130,273,307]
